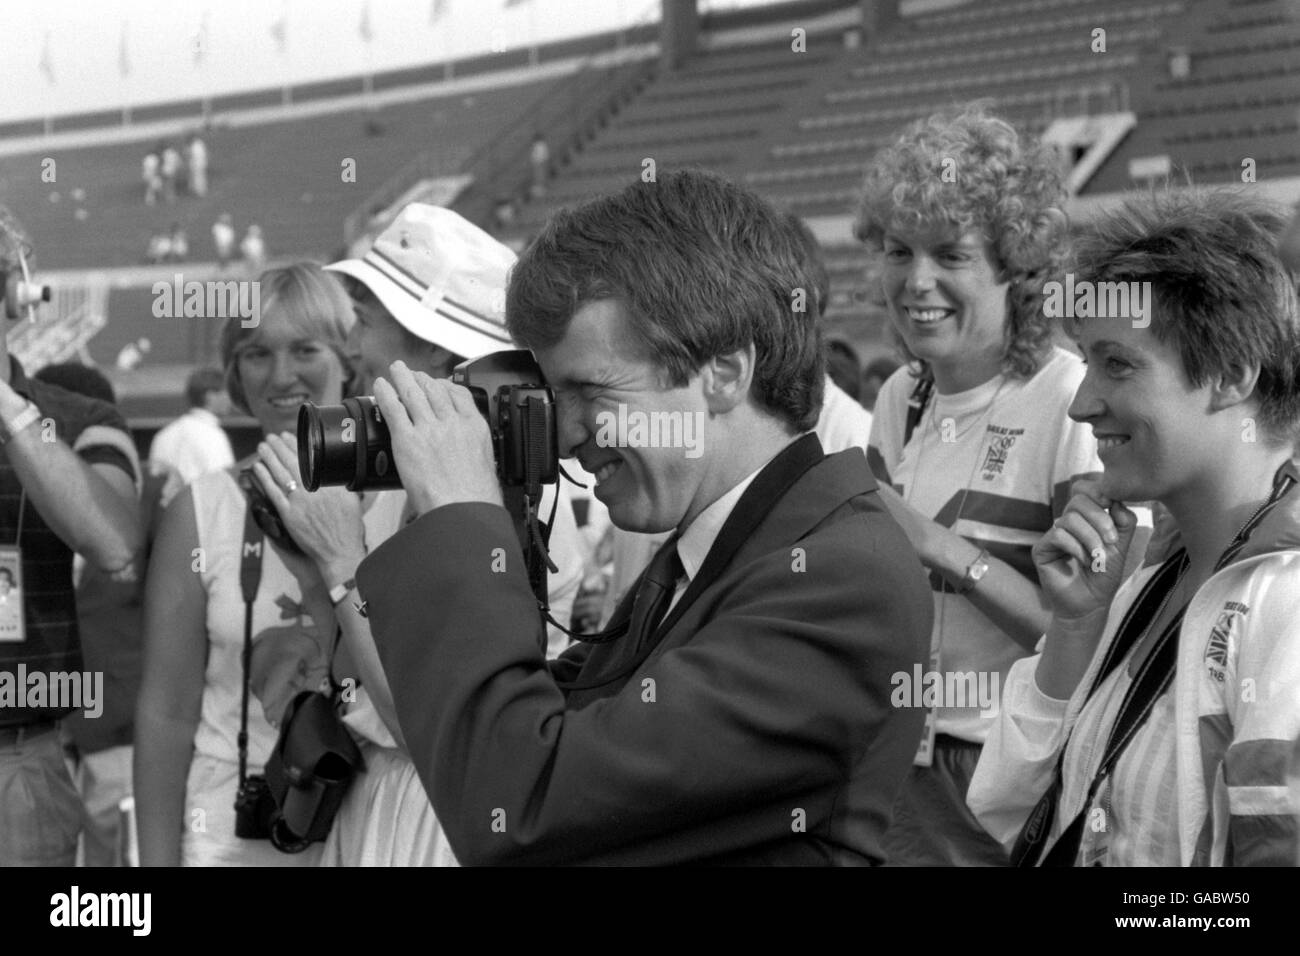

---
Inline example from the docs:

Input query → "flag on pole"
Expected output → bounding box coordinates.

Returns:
[39,31,55,85]
[430,0,448,23]
[270,12,287,51]
[193,10,210,65]
[359,1,373,42]
[118,21,130,78]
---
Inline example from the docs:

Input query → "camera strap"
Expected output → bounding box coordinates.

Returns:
[237,500,265,790]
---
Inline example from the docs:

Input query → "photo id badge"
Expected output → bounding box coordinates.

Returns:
[0,545,25,643]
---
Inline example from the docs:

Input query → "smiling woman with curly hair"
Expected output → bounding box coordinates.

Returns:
[857,104,1116,866]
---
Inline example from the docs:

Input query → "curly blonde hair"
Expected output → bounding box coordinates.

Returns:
[853,103,1071,380]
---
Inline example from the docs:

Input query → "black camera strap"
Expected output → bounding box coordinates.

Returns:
[237,499,265,790]
[903,371,934,447]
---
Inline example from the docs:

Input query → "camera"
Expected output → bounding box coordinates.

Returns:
[233,773,312,853]
[297,349,558,493]
[233,773,277,839]
[0,215,51,323]
[237,466,304,555]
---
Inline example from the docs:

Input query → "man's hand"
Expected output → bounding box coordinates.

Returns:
[1032,475,1139,624]
[372,361,502,517]
[253,432,365,584]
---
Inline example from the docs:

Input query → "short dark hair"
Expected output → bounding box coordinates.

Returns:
[34,362,116,405]
[185,367,225,408]
[506,169,825,431]
[1074,188,1300,442]
[785,212,830,318]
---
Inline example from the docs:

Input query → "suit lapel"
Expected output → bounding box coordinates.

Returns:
[654,433,826,640]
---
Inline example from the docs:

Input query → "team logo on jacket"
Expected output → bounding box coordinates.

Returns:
[980,425,1024,481]
[1205,601,1248,682]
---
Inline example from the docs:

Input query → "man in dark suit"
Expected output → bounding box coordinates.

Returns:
[359,170,933,865]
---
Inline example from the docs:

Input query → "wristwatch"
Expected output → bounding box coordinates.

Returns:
[957,549,991,595]
[0,400,41,445]
[328,578,357,607]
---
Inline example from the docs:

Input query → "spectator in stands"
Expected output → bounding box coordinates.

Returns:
[861,355,900,412]
[351,170,933,865]
[0,210,143,866]
[529,132,550,199]
[33,362,165,867]
[856,104,1106,865]
[970,189,1300,867]
[147,367,235,508]
[168,223,189,263]
[492,195,517,236]
[241,224,266,272]
[247,205,582,866]
[212,213,237,269]
[146,230,171,265]
[160,142,183,204]
[135,263,356,866]
[187,134,208,198]
[142,149,163,207]
[115,337,152,372]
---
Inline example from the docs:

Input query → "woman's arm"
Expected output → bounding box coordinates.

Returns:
[134,486,209,866]
[874,482,1050,650]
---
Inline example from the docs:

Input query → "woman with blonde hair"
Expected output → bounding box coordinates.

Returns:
[135,263,357,866]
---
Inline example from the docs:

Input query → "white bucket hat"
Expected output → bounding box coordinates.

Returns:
[326,204,516,359]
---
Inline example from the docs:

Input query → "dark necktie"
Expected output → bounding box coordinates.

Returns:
[627,537,684,654]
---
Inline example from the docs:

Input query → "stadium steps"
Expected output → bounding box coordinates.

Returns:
[1089,0,1300,191]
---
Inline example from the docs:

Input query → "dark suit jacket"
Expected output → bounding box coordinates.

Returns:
[360,434,932,865]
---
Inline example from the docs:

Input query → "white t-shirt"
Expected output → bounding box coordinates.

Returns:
[868,347,1101,744]
[815,374,872,453]
[148,407,235,506]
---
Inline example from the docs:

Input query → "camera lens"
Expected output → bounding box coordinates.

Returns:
[297,396,402,492]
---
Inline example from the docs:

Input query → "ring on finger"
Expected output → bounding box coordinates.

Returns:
[284,479,298,494]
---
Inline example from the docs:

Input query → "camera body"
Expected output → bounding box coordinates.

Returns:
[233,773,312,853]
[297,349,558,493]
[0,216,51,322]
[237,466,304,554]
[233,773,277,840]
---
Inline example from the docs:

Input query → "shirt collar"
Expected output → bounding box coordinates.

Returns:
[188,407,221,427]
[675,450,783,584]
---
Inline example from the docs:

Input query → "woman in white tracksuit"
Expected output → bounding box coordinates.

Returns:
[968,189,1300,867]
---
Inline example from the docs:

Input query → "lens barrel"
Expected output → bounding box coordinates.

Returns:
[298,396,402,492]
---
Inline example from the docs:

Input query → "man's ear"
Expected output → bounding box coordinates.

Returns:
[1209,362,1261,414]
[702,343,756,415]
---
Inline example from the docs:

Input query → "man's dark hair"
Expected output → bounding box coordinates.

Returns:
[34,362,116,405]
[185,367,226,409]
[506,169,825,431]
[785,212,831,319]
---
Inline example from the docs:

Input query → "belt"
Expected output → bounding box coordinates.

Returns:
[0,719,59,746]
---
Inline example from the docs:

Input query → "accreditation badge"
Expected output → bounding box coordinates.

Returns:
[0,545,26,643]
